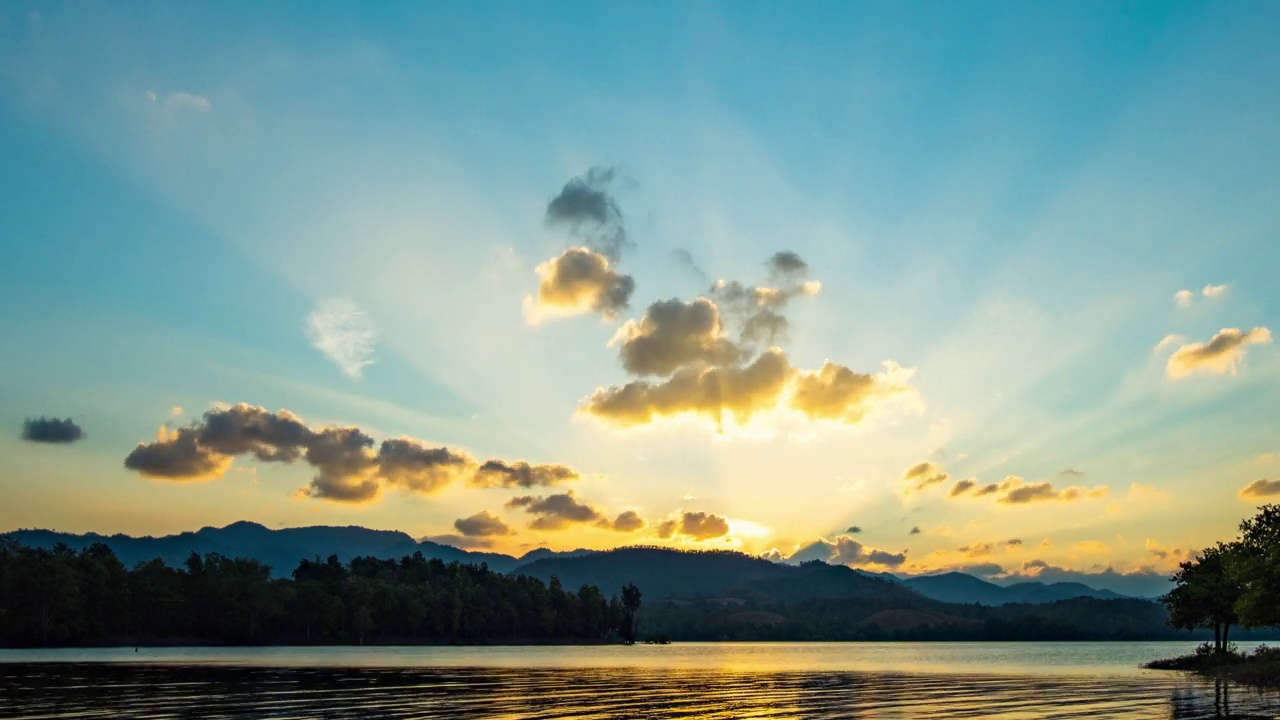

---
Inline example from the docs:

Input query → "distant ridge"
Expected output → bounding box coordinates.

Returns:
[3,522,1161,603]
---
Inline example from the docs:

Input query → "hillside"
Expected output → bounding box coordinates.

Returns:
[515,548,919,601]
[902,572,1127,605]
[3,522,526,575]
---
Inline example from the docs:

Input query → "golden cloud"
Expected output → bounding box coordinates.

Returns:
[1166,327,1272,378]
[124,403,580,504]
[453,510,514,537]
[656,511,732,541]
[996,477,1110,504]
[902,461,949,493]
[611,297,741,376]
[522,247,635,323]
[1239,478,1280,500]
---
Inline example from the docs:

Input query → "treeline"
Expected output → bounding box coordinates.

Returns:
[643,595,1279,642]
[0,539,640,647]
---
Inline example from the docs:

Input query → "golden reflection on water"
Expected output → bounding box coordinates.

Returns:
[2,664,1279,719]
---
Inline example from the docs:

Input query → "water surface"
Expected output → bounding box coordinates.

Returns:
[2,642,1277,719]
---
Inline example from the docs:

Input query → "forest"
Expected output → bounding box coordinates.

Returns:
[0,539,640,647]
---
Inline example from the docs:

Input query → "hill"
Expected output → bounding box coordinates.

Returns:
[901,572,1127,605]
[515,548,920,601]
[3,522,526,576]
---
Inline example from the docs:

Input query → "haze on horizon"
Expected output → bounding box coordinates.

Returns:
[1,2,1277,590]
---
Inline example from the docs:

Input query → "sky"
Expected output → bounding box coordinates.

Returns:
[2,1,1278,586]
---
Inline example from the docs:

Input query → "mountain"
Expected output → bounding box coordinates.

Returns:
[514,549,920,601]
[4,521,528,576]
[900,572,1127,605]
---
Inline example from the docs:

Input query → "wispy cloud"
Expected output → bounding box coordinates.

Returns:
[306,299,376,379]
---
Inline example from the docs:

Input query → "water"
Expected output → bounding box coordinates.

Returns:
[1,642,1277,718]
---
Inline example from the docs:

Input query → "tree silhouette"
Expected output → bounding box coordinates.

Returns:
[1162,543,1241,651]
[621,581,642,643]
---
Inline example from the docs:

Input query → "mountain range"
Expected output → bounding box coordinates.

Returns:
[3,521,1168,605]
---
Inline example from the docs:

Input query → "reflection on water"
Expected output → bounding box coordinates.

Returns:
[1,644,1278,719]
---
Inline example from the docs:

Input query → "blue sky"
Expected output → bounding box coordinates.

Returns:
[1,1,1277,582]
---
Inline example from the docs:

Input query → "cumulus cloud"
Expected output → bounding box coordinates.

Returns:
[523,247,635,322]
[996,477,1110,505]
[611,510,647,532]
[453,511,514,537]
[949,478,977,497]
[306,299,376,379]
[123,403,580,504]
[1239,478,1280,500]
[471,460,579,489]
[506,492,605,531]
[903,461,950,493]
[790,536,907,568]
[580,349,914,431]
[846,526,863,534]
[612,298,741,376]
[21,417,84,444]
[1174,289,1195,308]
[1166,327,1272,378]
[656,511,732,541]
[1202,284,1229,300]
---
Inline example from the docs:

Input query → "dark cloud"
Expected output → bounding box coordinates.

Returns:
[525,247,635,322]
[788,536,907,568]
[909,526,922,535]
[124,403,579,504]
[1006,539,1023,547]
[655,511,731,541]
[767,251,809,278]
[125,426,231,481]
[671,249,706,280]
[453,510,514,538]
[378,438,473,494]
[846,526,863,534]
[472,460,579,489]
[1240,478,1280,500]
[506,492,605,531]
[544,165,629,262]
[611,510,647,532]
[903,461,949,493]
[21,416,84,444]
[996,477,1109,505]
[613,298,742,376]
[950,479,977,497]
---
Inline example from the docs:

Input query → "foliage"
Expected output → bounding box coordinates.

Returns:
[1233,505,1280,628]
[0,540,632,647]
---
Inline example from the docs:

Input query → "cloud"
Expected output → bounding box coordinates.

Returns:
[523,247,635,323]
[949,478,977,497]
[909,526,922,535]
[671,249,706,280]
[124,403,580,504]
[1239,478,1280,500]
[125,425,233,481]
[846,526,863,534]
[1202,284,1229,300]
[471,460,579,489]
[1145,539,1191,565]
[786,535,907,568]
[611,510,647,532]
[1154,334,1186,353]
[306,299,376,379]
[580,348,913,431]
[709,252,822,348]
[656,511,732,541]
[453,511,514,537]
[1059,468,1086,477]
[996,477,1109,505]
[675,511,730,540]
[506,492,605,531]
[612,298,742,376]
[21,417,84,444]
[378,438,473,494]
[544,166,629,261]
[1174,289,1195,308]
[1166,327,1272,378]
[903,461,949,493]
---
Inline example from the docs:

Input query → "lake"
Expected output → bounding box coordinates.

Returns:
[2,642,1278,718]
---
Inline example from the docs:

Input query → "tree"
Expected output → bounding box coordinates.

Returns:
[620,582,642,643]
[1162,543,1242,651]
[1232,504,1280,629]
